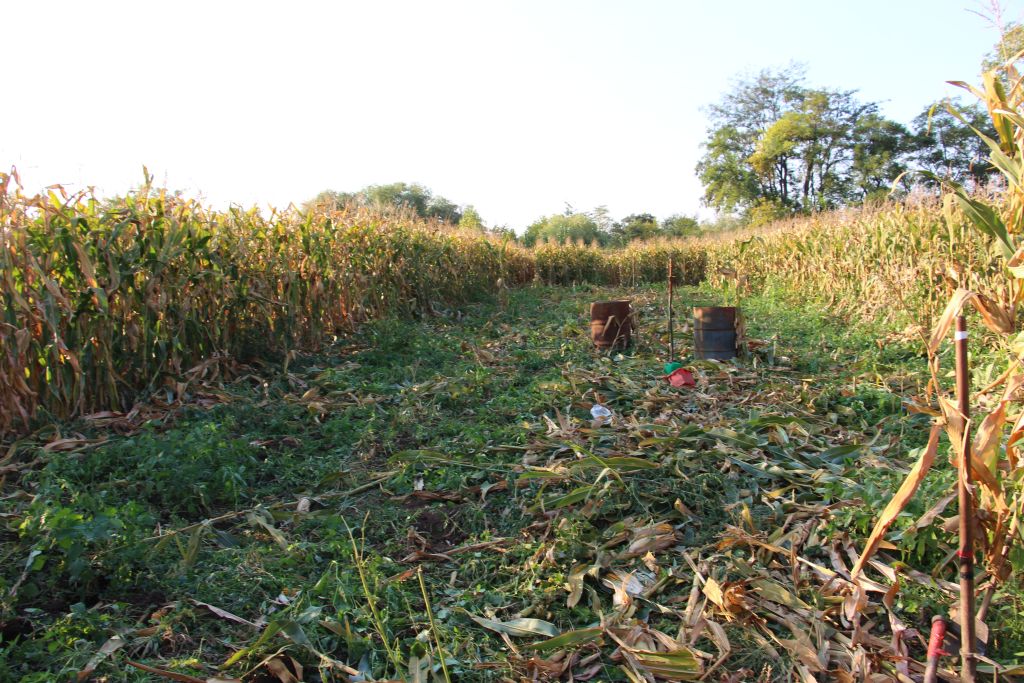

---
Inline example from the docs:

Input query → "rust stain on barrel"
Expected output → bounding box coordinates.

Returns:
[591,300,632,349]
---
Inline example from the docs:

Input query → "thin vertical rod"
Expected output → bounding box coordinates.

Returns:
[668,258,674,362]
[954,314,977,682]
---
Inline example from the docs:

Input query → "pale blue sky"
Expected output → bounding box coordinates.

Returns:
[3,0,1019,229]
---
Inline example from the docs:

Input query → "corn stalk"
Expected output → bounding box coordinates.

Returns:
[852,50,1024,675]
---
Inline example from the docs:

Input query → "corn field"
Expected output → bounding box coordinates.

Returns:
[0,175,708,437]
[702,195,1006,331]
[533,238,707,287]
[1,163,1007,441]
[698,57,1024,678]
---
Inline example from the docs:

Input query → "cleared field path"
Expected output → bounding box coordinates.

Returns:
[3,285,1011,681]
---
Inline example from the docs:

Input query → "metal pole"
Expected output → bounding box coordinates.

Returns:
[668,257,674,362]
[954,314,977,682]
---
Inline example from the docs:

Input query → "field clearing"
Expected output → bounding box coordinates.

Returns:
[4,280,1016,681]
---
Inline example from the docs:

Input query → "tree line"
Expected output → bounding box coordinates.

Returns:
[310,27,1021,244]
[306,82,997,245]
[696,64,995,225]
[306,182,709,247]
[697,26,1024,225]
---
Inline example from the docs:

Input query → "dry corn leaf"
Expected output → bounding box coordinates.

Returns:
[264,656,303,683]
[470,615,560,638]
[77,634,127,681]
[851,425,940,580]
[928,289,977,354]
[189,599,259,629]
[526,627,604,652]
[971,294,1016,334]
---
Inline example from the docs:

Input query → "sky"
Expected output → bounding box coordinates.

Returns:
[3,0,1020,230]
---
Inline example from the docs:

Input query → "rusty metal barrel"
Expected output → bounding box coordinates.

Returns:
[590,300,632,349]
[693,306,737,360]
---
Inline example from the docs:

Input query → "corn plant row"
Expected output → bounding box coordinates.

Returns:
[0,178,708,436]
[0,180,535,435]
[702,197,1003,330]
[532,238,707,287]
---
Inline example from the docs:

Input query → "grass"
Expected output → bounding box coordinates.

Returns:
[4,281,1020,681]
[1,285,622,679]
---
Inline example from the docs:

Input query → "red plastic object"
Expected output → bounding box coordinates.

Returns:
[924,615,947,683]
[666,368,695,388]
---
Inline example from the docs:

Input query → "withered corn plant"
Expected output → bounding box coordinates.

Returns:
[851,52,1024,628]
[702,199,999,329]
[0,172,711,438]
[0,172,535,436]
[531,238,706,287]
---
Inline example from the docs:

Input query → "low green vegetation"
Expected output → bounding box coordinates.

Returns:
[4,281,1018,681]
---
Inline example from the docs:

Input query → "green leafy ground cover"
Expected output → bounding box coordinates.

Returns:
[2,284,1021,681]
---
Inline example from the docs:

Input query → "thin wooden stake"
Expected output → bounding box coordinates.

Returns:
[954,314,977,682]
[668,257,675,362]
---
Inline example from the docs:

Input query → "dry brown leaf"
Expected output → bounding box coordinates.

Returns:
[620,522,678,558]
[265,656,303,683]
[42,436,104,452]
[928,289,978,354]
[126,660,236,683]
[968,450,1009,511]
[973,400,1007,468]
[970,294,1016,335]
[938,396,964,459]
[189,599,259,628]
[566,564,587,608]
[77,634,127,681]
[911,492,957,531]
[702,577,725,610]
[772,621,825,673]
[607,626,704,681]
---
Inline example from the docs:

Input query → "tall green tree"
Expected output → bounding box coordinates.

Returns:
[305,182,464,224]
[909,100,996,187]
[305,190,357,210]
[611,213,659,243]
[661,214,701,238]
[363,182,462,223]
[697,66,805,214]
[590,205,615,233]
[849,114,913,201]
[458,205,485,231]
[697,67,911,216]
[522,213,606,246]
